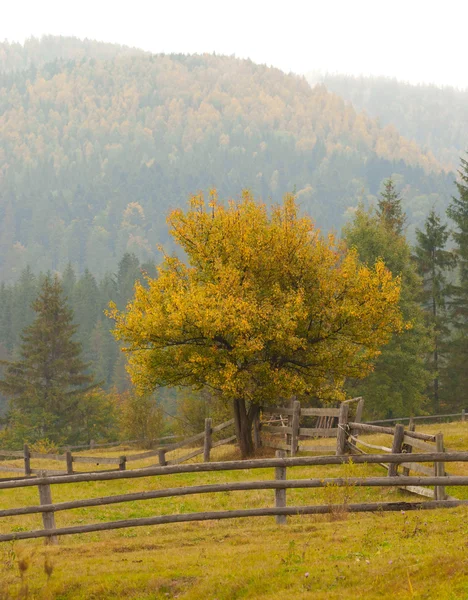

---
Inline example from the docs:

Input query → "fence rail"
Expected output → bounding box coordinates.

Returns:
[1,451,468,543]
[0,417,236,479]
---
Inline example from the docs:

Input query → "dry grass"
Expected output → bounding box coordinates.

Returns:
[0,422,467,598]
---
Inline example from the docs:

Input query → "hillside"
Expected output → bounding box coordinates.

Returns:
[0,37,454,281]
[316,72,468,170]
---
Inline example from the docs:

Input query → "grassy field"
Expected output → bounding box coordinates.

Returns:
[0,422,467,599]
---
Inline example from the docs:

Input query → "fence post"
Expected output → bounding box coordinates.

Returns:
[435,433,446,500]
[336,403,349,456]
[66,451,73,475]
[253,411,262,449]
[275,450,287,524]
[290,400,301,457]
[462,409,466,422]
[119,456,127,471]
[90,439,95,450]
[388,424,405,477]
[158,449,167,466]
[402,420,415,477]
[38,473,58,545]
[203,418,212,462]
[23,444,31,476]
[350,397,365,439]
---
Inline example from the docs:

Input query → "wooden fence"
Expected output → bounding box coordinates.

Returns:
[0,418,236,478]
[366,409,466,425]
[1,451,468,544]
[261,397,364,456]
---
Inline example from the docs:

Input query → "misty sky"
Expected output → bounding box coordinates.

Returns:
[3,0,468,89]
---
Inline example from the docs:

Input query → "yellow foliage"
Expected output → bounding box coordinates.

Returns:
[109,192,404,405]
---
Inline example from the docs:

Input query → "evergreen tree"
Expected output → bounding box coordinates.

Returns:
[414,210,456,410]
[377,178,406,235]
[116,253,141,310]
[446,156,468,406]
[0,275,97,443]
[343,203,431,418]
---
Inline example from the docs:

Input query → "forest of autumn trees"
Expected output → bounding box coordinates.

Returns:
[1,36,468,448]
[0,37,454,281]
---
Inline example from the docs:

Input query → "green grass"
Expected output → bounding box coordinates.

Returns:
[0,422,467,599]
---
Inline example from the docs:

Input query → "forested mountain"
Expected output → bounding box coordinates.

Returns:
[315,73,468,170]
[0,36,454,281]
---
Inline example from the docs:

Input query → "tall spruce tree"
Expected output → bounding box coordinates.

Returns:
[343,198,431,419]
[414,210,456,410]
[0,275,97,443]
[377,178,406,235]
[446,156,468,406]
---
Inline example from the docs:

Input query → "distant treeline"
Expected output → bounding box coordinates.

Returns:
[0,36,455,282]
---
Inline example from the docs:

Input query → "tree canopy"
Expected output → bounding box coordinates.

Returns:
[110,191,405,456]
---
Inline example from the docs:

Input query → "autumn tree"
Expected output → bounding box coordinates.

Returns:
[109,191,404,457]
[0,275,98,444]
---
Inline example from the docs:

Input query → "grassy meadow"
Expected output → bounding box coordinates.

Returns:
[0,422,467,599]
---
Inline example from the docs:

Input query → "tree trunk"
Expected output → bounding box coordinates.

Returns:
[233,398,259,459]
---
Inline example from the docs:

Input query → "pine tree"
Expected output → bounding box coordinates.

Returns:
[343,203,431,418]
[377,178,406,235]
[414,210,456,410]
[445,156,468,406]
[0,275,97,443]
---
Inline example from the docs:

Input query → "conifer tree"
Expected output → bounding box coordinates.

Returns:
[377,178,406,235]
[446,156,468,406]
[0,275,97,443]
[414,210,456,410]
[343,202,431,418]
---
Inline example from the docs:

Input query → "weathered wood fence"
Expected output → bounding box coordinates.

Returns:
[0,418,236,478]
[261,397,364,456]
[1,451,468,544]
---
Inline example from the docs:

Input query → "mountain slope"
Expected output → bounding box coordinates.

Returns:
[0,37,454,281]
[315,72,468,170]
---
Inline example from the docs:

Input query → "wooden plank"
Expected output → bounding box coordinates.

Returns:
[403,436,436,452]
[125,450,159,462]
[262,425,293,435]
[435,433,445,501]
[38,481,58,545]
[211,419,235,433]
[0,466,25,473]
[1,452,468,491]
[0,450,25,458]
[203,418,212,462]
[336,403,349,456]
[2,499,468,543]
[275,450,287,524]
[71,456,121,465]
[400,485,435,498]
[300,408,341,417]
[388,424,405,477]
[163,431,206,451]
[350,422,435,442]
[30,453,67,461]
[400,462,434,477]
[2,475,468,519]
[211,435,237,449]
[166,447,205,465]
[348,436,392,453]
[299,427,338,437]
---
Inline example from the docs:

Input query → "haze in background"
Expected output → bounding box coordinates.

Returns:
[2,0,468,89]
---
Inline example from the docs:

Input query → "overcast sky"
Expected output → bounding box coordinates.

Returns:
[2,0,467,89]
